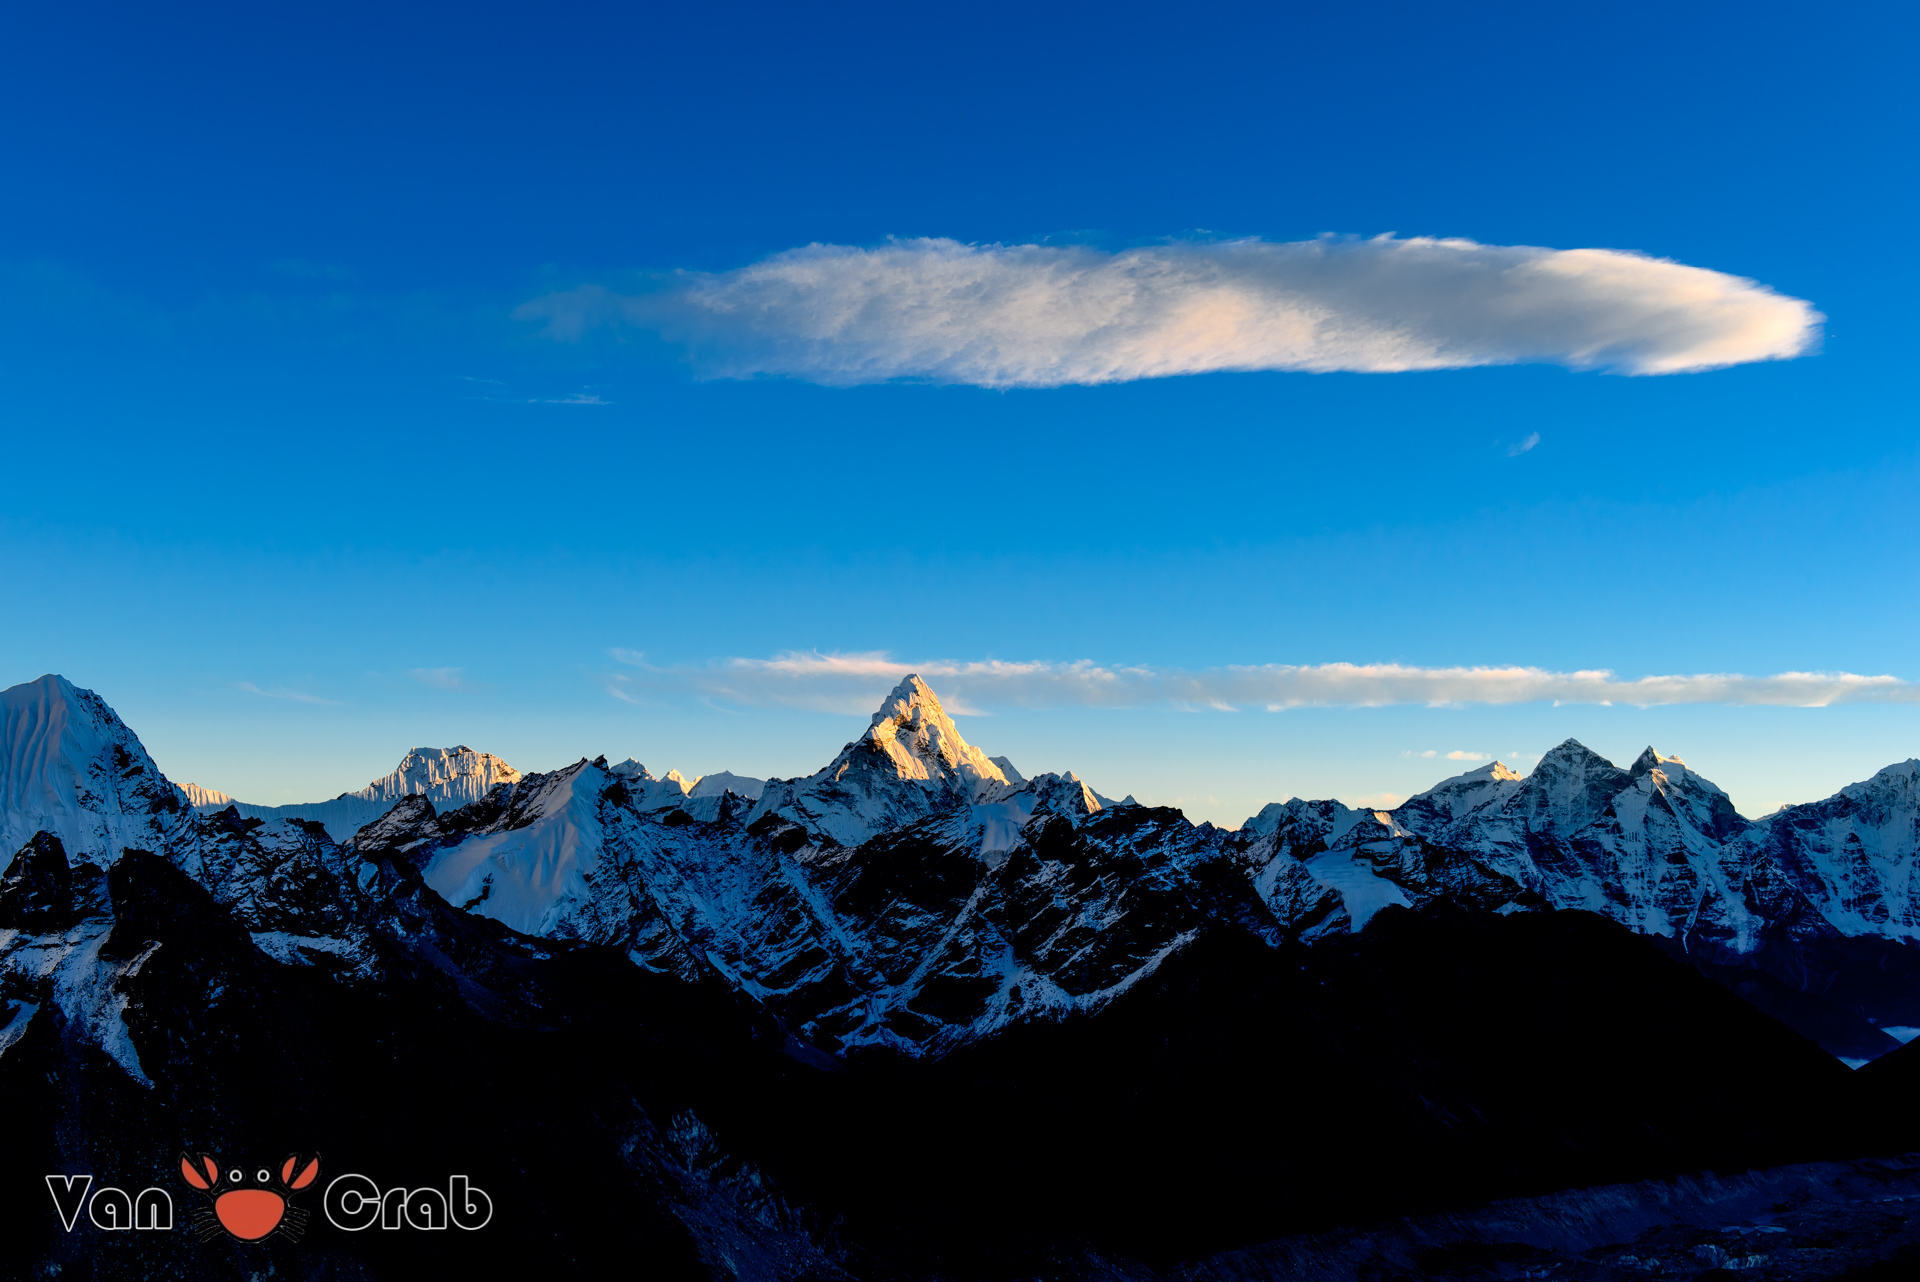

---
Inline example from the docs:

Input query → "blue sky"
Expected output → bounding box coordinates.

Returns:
[3,0,1916,824]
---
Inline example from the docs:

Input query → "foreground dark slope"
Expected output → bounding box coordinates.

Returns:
[0,840,840,1281]
[749,905,1870,1277]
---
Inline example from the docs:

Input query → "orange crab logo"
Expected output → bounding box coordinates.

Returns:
[178,1151,321,1242]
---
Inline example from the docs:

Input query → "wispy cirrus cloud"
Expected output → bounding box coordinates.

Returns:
[604,651,1920,714]
[234,681,338,705]
[520,235,1821,387]
[407,667,472,692]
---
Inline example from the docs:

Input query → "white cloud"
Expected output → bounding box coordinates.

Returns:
[235,681,338,705]
[606,651,1920,714]
[1445,750,1491,761]
[407,667,470,692]
[522,236,1822,387]
[1508,431,1541,456]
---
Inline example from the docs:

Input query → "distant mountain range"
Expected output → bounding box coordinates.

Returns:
[182,748,765,841]
[178,745,525,839]
[7,670,1920,1280]
[162,672,1920,1063]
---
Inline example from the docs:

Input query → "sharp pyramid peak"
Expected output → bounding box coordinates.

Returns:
[869,673,944,724]
[1533,738,1623,772]
[859,674,1008,788]
[1457,759,1524,781]
[865,674,954,739]
[1628,746,1711,786]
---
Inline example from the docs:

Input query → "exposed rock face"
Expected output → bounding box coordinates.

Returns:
[0,832,75,932]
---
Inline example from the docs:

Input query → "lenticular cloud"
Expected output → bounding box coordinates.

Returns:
[523,236,1823,386]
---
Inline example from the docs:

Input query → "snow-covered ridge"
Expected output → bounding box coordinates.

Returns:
[176,781,233,808]
[190,746,767,842]
[1231,737,1920,962]
[606,761,768,813]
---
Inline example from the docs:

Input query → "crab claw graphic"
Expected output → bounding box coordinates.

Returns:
[281,1153,321,1190]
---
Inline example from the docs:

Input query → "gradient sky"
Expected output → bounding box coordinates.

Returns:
[3,0,1917,825]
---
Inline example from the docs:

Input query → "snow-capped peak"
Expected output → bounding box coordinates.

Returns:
[1509,738,1635,835]
[0,674,191,868]
[355,746,520,808]
[686,770,766,800]
[1629,746,1676,776]
[747,676,1015,846]
[1367,758,1524,844]
[861,675,1009,793]
[177,781,233,808]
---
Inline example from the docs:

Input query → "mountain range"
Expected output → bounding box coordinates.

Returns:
[8,670,1920,1280]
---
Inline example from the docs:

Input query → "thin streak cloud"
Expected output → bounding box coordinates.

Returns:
[521,235,1822,387]
[234,681,338,705]
[606,651,1920,714]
